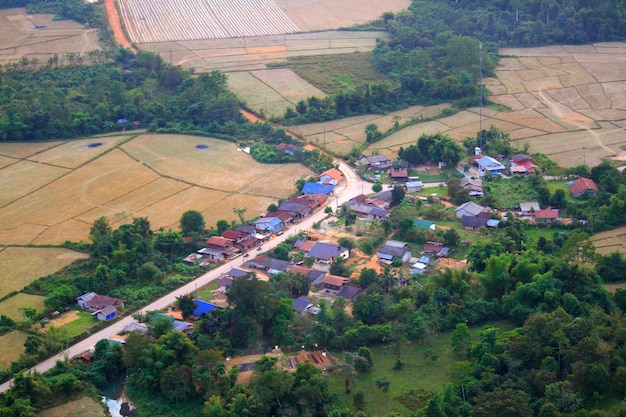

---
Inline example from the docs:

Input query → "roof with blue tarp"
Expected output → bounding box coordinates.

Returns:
[192,300,217,318]
[378,252,393,260]
[302,182,334,195]
[414,219,435,230]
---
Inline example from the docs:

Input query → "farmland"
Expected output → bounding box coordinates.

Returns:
[0,8,102,67]
[0,134,313,246]
[0,247,87,299]
[591,226,626,256]
[0,293,46,322]
[0,331,27,367]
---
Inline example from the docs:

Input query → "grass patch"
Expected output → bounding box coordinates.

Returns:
[38,396,105,417]
[482,177,539,209]
[267,52,391,95]
[196,284,219,301]
[57,310,95,338]
[409,169,462,183]
[546,180,577,204]
[327,320,516,416]
[417,185,449,198]
[0,293,46,322]
[0,331,27,366]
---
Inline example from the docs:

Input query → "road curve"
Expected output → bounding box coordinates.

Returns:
[0,161,371,393]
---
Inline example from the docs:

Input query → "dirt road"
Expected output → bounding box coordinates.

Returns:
[104,0,135,51]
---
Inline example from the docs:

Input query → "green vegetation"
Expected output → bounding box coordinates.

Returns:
[59,310,95,339]
[268,52,391,95]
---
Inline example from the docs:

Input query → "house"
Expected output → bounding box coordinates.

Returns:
[221,230,247,242]
[76,292,125,312]
[487,219,500,228]
[237,235,261,251]
[519,202,541,216]
[320,275,349,291]
[535,209,560,224]
[301,182,334,196]
[277,142,297,155]
[292,296,314,314]
[289,265,327,286]
[460,177,484,197]
[455,201,488,218]
[294,239,317,253]
[370,190,393,207]
[264,211,294,225]
[570,178,599,198]
[377,240,411,263]
[252,216,283,233]
[414,219,435,231]
[122,322,149,334]
[205,236,240,259]
[197,247,226,262]
[461,215,489,230]
[423,242,444,254]
[235,225,257,236]
[409,262,428,275]
[356,155,392,171]
[476,156,506,176]
[336,286,363,302]
[264,257,292,275]
[225,268,249,279]
[405,181,424,193]
[511,154,537,173]
[278,201,312,218]
[93,305,117,321]
[306,242,349,263]
[190,300,218,320]
[290,194,327,209]
[344,202,388,220]
[437,247,450,258]
[215,277,233,288]
[318,168,343,185]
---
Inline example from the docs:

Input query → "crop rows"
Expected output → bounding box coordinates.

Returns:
[118,0,301,43]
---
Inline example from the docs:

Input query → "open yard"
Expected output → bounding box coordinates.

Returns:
[0,331,27,367]
[0,134,313,245]
[0,247,87,299]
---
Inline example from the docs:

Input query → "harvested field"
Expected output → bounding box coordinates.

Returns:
[0,134,313,245]
[591,226,626,255]
[0,331,27,367]
[0,293,46,322]
[0,9,102,66]
[0,247,87,298]
[119,0,408,44]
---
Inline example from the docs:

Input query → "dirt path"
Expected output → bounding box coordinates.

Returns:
[104,0,135,52]
[537,90,614,155]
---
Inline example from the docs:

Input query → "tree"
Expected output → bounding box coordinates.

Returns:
[391,185,406,205]
[451,323,471,358]
[365,123,382,143]
[473,388,534,417]
[177,294,197,320]
[216,219,230,234]
[233,207,247,225]
[89,216,113,257]
[443,228,460,248]
[358,268,378,288]
[180,210,205,235]
[549,189,567,209]
[372,182,383,192]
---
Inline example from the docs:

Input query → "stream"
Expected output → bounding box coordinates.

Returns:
[101,374,136,417]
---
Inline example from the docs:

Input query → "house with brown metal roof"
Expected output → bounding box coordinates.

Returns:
[570,178,599,198]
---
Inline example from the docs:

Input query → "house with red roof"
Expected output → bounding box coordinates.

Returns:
[318,168,343,185]
[535,209,560,224]
[570,178,599,198]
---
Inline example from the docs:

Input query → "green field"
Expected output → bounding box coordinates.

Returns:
[0,331,27,367]
[0,293,46,322]
[268,52,391,95]
[327,321,516,416]
[38,396,105,417]
[58,310,95,338]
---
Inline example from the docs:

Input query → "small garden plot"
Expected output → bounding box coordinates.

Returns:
[251,68,326,103]
[482,177,540,209]
[0,293,46,322]
[0,331,27,366]
[0,247,87,299]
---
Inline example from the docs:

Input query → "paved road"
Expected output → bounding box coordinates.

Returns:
[0,161,371,393]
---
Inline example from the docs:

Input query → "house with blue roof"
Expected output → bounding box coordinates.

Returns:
[251,216,283,233]
[301,182,334,196]
[191,300,218,320]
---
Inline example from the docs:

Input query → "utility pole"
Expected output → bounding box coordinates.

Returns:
[479,41,483,150]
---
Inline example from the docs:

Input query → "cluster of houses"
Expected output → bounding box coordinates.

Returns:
[182,168,345,267]
[467,152,537,178]
[344,192,391,221]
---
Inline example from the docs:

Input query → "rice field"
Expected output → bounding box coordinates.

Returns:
[0,134,313,245]
[0,293,46,322]
[591,226,626,256]
[0,331,27,367]
[0,247,88,299]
